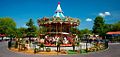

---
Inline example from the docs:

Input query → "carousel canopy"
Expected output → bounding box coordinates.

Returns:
[37,2,80,26]
[53,2,65,18]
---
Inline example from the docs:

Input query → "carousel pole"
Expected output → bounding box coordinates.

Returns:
[56,22,57,36]
[49,22,51,32]
[60,22,62,36]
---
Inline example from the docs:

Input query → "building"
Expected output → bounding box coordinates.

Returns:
[106,31,120,42]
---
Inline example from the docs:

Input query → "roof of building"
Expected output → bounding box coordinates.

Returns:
[106,31,120,34]
[0,34,6,37]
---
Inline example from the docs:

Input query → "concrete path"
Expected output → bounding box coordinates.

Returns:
[0,41,120,57]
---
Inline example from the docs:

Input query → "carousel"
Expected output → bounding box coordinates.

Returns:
[8,2,107,54]
[37,2,80,46]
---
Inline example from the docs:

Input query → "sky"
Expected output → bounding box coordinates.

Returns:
[0,0,120,30]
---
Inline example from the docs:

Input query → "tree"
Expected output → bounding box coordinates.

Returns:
[70,27,81,37]
[104,24,113,32]
[77,29,92,40]
[112,21,120,31]
[26,19,37,42]
[15,27,27,38]
[103,21,120,32]
[92,16,105,36]
[0,17,16,40]
[80,28,92,34]
[38,26,47,34]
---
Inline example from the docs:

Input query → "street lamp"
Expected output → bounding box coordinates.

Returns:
[85,34,89,53]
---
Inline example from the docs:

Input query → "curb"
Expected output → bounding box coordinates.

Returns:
[7,47,109,56]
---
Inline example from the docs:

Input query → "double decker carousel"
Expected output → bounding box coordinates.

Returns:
[37,2,80,47]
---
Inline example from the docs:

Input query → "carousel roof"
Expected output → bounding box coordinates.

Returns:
[37,2,80,26]
[53,2,65,18]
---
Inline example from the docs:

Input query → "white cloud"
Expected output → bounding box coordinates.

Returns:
[23,24,28,28]
[86,18,92,21]
[105,12,111,16]
[99,13,105,17]
[99,12,111,17]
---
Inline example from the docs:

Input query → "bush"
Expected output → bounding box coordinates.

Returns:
[46,48,51,52]
[80,49,87,53]
[40,43,45,48]
[67,50,77,54]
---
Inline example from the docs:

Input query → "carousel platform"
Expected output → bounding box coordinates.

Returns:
[45,44,72,47]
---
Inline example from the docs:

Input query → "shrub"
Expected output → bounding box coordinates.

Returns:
[40,43,45,48]
[80,49,87,53]
[46,48,51,52]
[67,50,77,54]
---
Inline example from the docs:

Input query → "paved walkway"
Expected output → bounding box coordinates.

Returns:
[0,41,120,57]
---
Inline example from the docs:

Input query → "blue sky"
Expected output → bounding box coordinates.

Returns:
[0,0,120,30]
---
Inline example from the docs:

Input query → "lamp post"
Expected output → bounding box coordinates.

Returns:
[104,36,108,49]
[85,34,89,53]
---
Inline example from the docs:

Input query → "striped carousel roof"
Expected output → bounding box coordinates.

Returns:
[53,2,65,18]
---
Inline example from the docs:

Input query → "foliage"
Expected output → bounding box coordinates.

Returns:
[67,50,77,54]
[38,26,47,34]
[15,27,27,38]
[103,21,120,35]
[104,24,113,32]
[80,28,92,34]
[26,19,34,28]
[112,21,120,31]
[92,16,105,36]
[70,27,81,37]
[26,19,37,37]
[40,43,45,48]
[46,48,51,52]
[80,49,87,53]
[0,17,16,37]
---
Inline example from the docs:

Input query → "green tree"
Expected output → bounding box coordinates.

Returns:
[112,21,120,31]
[78,29,92,40]
[38,26,47,34]
[104,24,113,32]
[70,27,81,37]
[80,28,92,34]
[0,17,16,40]
[26,19,37,41]
[104,21,120,32]
[16,27,27,38]
[92,16,105,36]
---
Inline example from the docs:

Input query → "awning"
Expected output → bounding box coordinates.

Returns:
[106,31,120,35]
[0,34,6,37]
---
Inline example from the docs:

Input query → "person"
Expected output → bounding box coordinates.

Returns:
[8,40,12,49]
